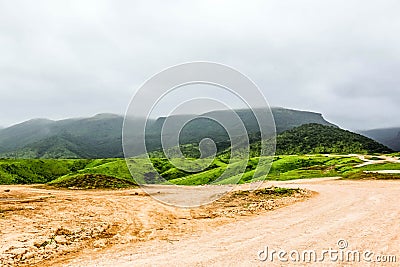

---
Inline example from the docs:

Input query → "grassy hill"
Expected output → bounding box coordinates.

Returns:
[2,154,397,186]
[0,120,394,186]
[1,152,400,186]
[0,159,91,184]
[274,124,393,154]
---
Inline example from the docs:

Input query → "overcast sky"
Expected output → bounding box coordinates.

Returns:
[0,0,399,130]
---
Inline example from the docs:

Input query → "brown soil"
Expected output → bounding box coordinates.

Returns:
[48,178,400,266]
[0,184,311,266]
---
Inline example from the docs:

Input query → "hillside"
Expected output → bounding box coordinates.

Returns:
[0,114,124,158]
[0,159,92,184]
[0,108,336,159]
[275,124,393,154]
[2,154,399,186]
[360,127,400,151]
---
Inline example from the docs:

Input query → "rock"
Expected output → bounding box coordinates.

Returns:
[93,239,106,248]
[3,241,26,252]
[54,235,68,245]
[27,245,38,252]
[111,233,121,240]
[33,238,48,248]
[54,227,73,236]
[45,242,57,250]
[22,251,35,260]
[9,247,27,256]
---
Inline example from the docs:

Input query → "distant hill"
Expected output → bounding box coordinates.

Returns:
[0,114,124,158]
[360,128,400,152]
[275,124,393,155]
[0,108,337,158]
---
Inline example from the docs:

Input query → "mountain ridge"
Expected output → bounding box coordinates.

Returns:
[360,127,400,151]
[0,107,387,158]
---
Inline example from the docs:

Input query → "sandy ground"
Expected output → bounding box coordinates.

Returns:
[62,178,400,266]
[2,178,400,266]
[0,182,311,266]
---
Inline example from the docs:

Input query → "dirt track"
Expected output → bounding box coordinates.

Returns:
[63,178,400,266]
[2,178,400,266]
[0,183,310,266]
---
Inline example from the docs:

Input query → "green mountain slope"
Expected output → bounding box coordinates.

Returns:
[0,108,337,159]
[275,124,393,154]
[0,114,124,158]
[0,159,92,184]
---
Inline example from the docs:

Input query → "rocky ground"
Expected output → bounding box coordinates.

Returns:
[0,184,311,266]
[61,178,400,267]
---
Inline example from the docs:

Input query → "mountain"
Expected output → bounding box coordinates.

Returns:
[271,107,337,133]
[0,108,337,158]
[166,123,393,158]
[0,114,125,158]
[142,108,336,153]
[359,128,400,152]
[275,124,393,155]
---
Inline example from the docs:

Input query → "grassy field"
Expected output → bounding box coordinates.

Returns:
[1,154,400,187]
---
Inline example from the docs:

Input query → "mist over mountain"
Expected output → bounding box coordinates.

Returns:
[0,114,124,158]
[360,128,400,151]
[0,107,389,159]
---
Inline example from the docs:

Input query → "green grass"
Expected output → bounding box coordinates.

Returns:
[340,161,400,180]
[165,155,363,185]
[361,163,400,171]
[0,159,92,184]
[263,155,361,181]
[0,154,399,186]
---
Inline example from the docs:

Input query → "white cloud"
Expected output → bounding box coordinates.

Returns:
[0,0,399,129]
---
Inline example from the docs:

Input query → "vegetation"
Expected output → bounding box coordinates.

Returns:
[0,108,338,159]
[2,154,398,186]
[0,159,91,184]
[274,124,392,154]
[48,174,137,189]
[0,115,397,186]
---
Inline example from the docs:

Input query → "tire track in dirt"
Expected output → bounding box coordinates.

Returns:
[60,178,400,267]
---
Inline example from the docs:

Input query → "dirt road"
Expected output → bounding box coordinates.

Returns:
[2,178,400,266]
[0,183,310,266]
[354,154,400,168]
[60,178,400,266]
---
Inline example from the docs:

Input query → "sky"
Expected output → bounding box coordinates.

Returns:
[0,0,399,130]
